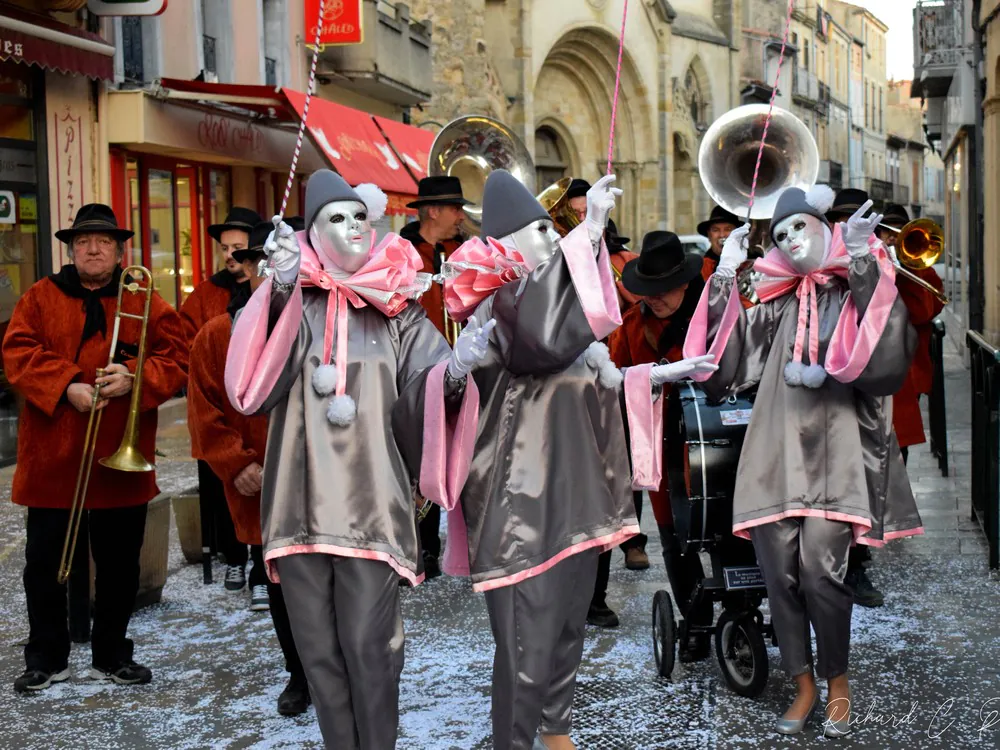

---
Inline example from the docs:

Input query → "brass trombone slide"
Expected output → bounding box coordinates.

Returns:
[880,218,949,305]
[57,266,156,585]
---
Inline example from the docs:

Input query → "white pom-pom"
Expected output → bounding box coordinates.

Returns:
[804,184,836,214]
[784,360,805,387]
[801,363,828,389]
[312,364,338,396]
[326,394,357,426]
[354,183,388,224]
[598,361,624,389]
[584,341,611,369]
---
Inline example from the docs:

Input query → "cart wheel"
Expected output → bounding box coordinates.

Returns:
[652,590,676,678]
[715,610,769,697]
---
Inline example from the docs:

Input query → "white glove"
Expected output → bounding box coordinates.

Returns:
[448,316,496,379]
[717,223,751,277]
[266,216,301,284]
[585,174,623,239]
[841,200,883,259]
[650,355,718,386]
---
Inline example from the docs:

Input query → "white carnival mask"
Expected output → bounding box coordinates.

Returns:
[309,199,372,274]
[501,218,561,272]
[772,212,829,275]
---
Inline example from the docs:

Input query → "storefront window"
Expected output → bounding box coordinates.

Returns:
[176,166,197,301]
[147,168,177,308]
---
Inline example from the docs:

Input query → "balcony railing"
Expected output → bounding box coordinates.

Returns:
[894,183,910,205]
[912,0,964,98]
[867,177,894,206]
[819,160,844,190]
[793,68,819,103]
[121,16,143,85]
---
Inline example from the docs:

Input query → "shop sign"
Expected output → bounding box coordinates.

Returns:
[0,148,36,184]
[197,112,264,156]
[87,0,168,15]
[54,108,86,232]
[305,0,363,48]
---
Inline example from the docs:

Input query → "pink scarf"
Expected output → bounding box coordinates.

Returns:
[441,237,526,323]
[754,223,895,382]
[296,230,431,401]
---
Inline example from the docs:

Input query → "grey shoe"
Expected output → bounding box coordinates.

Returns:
[823,717,852,738]
[775,694,819,735]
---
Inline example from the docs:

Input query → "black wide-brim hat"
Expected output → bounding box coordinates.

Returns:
[231,221,275,263]
[208,206,263,242]
[697,205,741,237]
[55,203,134,244]
[407,176,472,208]
[881,203,910,230]
[565,178,591,200]
[826,188,870,221]
[620,231,704,297]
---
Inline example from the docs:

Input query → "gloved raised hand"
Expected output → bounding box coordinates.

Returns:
[266,216,301,284]
[448,315,496,379]
[585,174,623,239]
[841,200,883,259]
[649,354,718,386]
[717,223,751,277]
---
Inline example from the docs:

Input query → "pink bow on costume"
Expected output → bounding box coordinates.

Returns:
[753,223,896,387]
[297,230,430,402]
[441,237,526,323]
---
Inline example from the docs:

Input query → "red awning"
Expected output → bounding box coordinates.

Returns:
[0,4,115,80]
[372,116,435,183]
[281,90,417,196]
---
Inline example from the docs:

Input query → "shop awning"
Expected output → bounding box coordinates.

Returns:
[372,116,435,182]
[0,5,115,80]
[156,78,421,200]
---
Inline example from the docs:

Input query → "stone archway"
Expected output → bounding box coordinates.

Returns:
[533,25,656,238]
[672,131,699,235]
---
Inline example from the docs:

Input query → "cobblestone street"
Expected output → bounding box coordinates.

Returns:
[0,338,998,749]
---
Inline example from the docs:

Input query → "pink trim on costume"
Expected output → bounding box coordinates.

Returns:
[683,277,743,382]
[558,223,623,340]
[624,364,663,490]
[225,278,304,414]
[442,237,526,323]
[472,525,641,593]
[732,508,873,542]
[264,544,425,587]
[442,508,471,577]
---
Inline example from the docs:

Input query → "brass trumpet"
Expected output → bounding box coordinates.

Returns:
[537,177,581,237]
[881,218,949,304]
[57,266,156,585]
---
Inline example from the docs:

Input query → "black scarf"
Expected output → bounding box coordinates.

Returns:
[226,283,252,318]
[49,264,124,353]
[209,268,244,293]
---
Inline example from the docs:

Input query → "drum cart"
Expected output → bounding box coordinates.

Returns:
[651,384,774,698]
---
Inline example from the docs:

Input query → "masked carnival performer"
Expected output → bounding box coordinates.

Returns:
[684,186,923,737]
[395,171,716,750]
[224,170,488,750]
[187,221,310,716]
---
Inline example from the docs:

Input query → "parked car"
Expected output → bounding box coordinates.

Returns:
[679,234,710,255]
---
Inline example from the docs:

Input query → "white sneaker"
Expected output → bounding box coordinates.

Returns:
[250,584,270,611]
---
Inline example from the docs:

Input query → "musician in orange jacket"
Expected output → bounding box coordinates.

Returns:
[698,205,740,280]
[187,222,309,716]
[607,230,714,662]
[3,205,188,693]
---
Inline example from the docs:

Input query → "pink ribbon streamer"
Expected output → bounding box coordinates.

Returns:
[606,0,630,175]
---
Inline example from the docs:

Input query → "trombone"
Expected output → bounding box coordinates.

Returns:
[57,266,156,585]
[880,218,949,305]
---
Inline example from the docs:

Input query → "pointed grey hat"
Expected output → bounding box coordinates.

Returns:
[305,169,363,232]
[769,185,833,244]
[479,170,551,241]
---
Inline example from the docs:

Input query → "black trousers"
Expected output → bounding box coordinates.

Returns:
[620,491,648,552]
[418,502,441,559]
[249,544,269,588]
[592,492,648,610]
[267,577,304,677]
[23,504,147,672]
[198,459,247,567]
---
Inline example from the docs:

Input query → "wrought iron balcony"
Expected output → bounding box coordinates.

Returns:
[868,177,895,207]
[819,160,844,191]
[912,0,964,99]
[319,0,432,106]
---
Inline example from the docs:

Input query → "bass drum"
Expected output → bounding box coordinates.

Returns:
[666,383,755,554]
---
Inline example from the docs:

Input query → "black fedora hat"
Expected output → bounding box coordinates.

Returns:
[565,178,591,200]
[407,176,471,208]
[55,203,133,244]
[208,207,263,242]
[881,203,910,230]
[827,188,870,221]
[698,206,741,237]
[620,231,704,297]
[231,221,274,263]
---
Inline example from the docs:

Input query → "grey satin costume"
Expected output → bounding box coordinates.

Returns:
[695,254,921,679]
[251,288,451,749]
[396,234,640,750]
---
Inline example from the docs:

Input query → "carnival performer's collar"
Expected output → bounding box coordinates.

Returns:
[754,223,892,388]
[295,229,432,425]
[440,236,527,322]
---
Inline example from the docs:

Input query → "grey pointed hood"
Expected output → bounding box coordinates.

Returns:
[305,169,363,232]
[479,170,551,241]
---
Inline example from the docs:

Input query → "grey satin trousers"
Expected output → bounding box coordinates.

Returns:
[484,549,598,750]
[750,517,854,679]
[275,554,404,750]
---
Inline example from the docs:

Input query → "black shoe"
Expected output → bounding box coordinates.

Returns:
[88,661,153,685]
[277,673,311,716]
[586,604,620,628]
[224,564,247,591]
[679,634,711,663]
[846,568,884,608]
[422,552,442,580]
[14,667,70,694]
